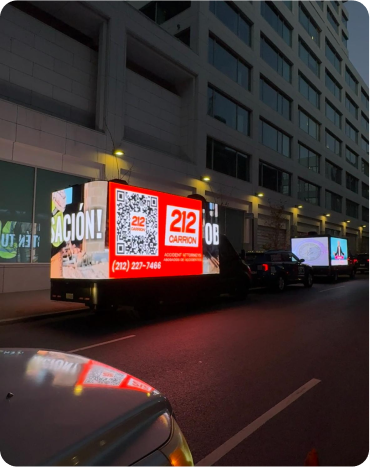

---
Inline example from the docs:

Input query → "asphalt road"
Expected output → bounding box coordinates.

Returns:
[0,276,368,466]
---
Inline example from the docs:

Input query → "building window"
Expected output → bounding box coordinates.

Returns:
[342,11,348,27]
[345,67,358,94]
[363,206,369,222]
[362,159,369,176]
[346,172,359,193]
[342,32,348,48]
[140,1,191,24]
[325,130,341,156]
[346,199,359,219]
[175,28,190,46]
[0,160,88,264]
[361,113,369,132]
[298,143,320,172]
[325,40,342,73]
[261,2,292,46]
[346,147,359,168]
[209,1,252,46]
[299,3,320,46]
[299,73,320,108]
[325,70,341,100]
[325,100,341,128]
[299,109,320,140]
[208,35,251,90]
[345,120,358,144]
[345,94,358,119]
[299,38,320,77]
[362,182,369,200]
[259,120,291,157]
[361,136,370,153]
[331,1,339,13]
[326,190,342,213]
[208,86,250,135]
[206,137,250,181]
[283,1,292,10]
[260,76,291,120]
[260,35,292,82]
[298,179,320,205]
[327,8,339,33]
[325,160,342,185]
[361,88,369,110]
[259,162,291,195]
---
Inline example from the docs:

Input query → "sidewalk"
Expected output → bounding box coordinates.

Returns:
[0,289,85,323]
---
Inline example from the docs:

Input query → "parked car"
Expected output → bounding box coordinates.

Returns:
[0,349,193,466]
[355,253,369,274]
[243,250,314,292]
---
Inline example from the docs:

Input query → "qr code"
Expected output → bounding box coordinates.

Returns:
[116,189,158,256]
[84,364,127,386]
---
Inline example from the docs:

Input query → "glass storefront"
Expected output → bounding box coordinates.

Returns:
[0,160,88,263]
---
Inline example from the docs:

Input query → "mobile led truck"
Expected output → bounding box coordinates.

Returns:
[291,235,355,281]
[50,181,250,313]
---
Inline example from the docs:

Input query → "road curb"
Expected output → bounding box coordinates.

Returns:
[0,307,87,325]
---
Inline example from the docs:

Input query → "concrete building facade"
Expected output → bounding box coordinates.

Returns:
[0,0,368,293]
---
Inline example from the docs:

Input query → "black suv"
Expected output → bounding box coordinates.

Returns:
[355,253,369,274]
[243,250,314,292]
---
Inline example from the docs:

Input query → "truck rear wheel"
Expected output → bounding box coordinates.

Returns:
[331,271,338,283]
[274,276,286,293]
[304,272,313,288]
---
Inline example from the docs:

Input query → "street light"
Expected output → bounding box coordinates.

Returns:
[201,175,211,182]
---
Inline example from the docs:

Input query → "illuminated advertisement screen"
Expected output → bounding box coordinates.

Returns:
[51,181,109,279]
[291,237,329,266]
[330,237,348,266]
[51,181,220,279]
[109,182,220,278]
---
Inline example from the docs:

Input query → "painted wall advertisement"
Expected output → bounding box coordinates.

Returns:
[51,181,220,279]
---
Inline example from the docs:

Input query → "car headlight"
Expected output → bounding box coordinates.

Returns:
[160,417,193,466]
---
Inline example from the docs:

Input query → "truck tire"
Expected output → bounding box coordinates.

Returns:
[304,272,313,288]
[233,279,249,300]
[274,275,286,293]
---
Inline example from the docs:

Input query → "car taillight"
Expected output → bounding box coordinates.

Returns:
[161,417,193,466]
[354,259,358,263]
[367,259,369,262]
[262,263,269,272]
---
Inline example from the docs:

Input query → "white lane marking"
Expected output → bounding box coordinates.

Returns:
[319,286,346,293]
[69,335,136,353]
[196,378,321,467]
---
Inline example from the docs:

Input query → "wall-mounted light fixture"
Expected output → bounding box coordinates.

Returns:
[113,149,124,156]
[295,204,303,209]
[346,220,351,223]
[324,213,331,217]
[255,192,264,197]
[201,175,211,182]
[363,225,367,228]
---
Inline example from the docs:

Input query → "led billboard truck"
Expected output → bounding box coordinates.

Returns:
[291,236,355,281]
[50,181,250,313]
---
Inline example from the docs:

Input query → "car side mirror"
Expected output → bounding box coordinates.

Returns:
[300,259,305,263]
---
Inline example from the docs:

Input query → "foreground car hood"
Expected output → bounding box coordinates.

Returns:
[0,349,172,466]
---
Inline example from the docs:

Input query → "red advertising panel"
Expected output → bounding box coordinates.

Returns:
[109,182,204,278]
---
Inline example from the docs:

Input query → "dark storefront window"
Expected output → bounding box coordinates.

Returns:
[0,160,88,264]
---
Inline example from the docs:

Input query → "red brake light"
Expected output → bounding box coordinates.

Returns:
[367,259,369,262]
[262,263,269,272]
[354,259,358,263]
